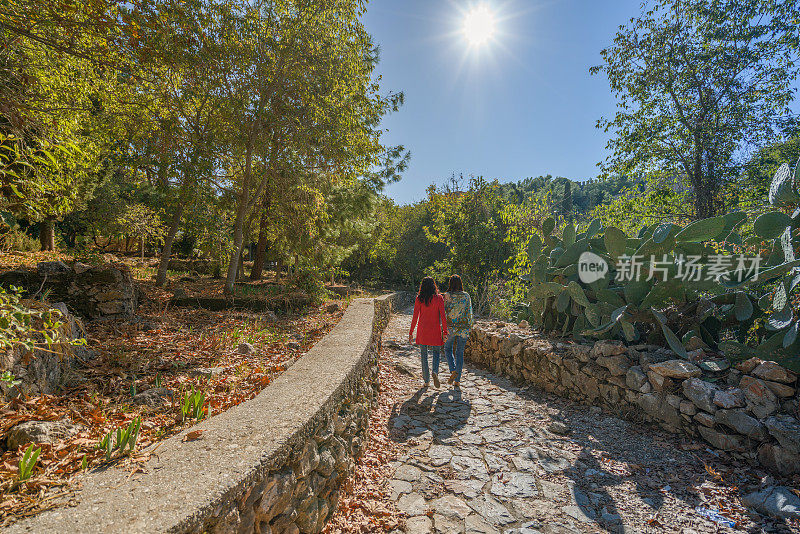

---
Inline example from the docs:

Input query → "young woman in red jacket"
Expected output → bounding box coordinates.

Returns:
[409,277,448,388]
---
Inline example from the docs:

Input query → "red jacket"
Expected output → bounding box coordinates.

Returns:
[410,294,448,346]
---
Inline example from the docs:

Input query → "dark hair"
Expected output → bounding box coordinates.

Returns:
[447,274,463,293]
[417,276,438,306]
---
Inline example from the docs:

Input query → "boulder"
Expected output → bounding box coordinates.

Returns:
[648,360,701,379]
[682,378,718,413]
[6,419,84,450]
[763,415,800,455]
[714,409,767,441]
[741,486,800,519]
[763,380,795,398]
[751,362,796,384]
[739,376,779,419]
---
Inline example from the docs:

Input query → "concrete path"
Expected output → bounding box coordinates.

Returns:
[381,307,758,534]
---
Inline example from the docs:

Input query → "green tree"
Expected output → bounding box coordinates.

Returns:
[592,0,800,219]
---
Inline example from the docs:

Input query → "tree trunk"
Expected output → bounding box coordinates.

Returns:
[140,236,145,262]
[39,217,55,251]
[155,202,185,287]
[274,258,283,282]
[224,136,255,296]
[250,191,272,280]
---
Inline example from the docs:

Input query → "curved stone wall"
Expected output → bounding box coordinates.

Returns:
[466,322,800,475]
[7,293,404,534]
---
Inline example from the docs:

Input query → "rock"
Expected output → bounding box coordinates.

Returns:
[679,401,697,416]
[264,311,278,321]
[741,486,800,519]
[739,376,779,419]
[294,441,320,478]
[489,472,538,498]
[591,340,626,358]
[548,421,570,435]
[648,360,701,379]
[430,494,471,519]
[682,378,718,413]
[752,362,796,384]
[596,354,632,376]
[518,320,529,329]
[325,303,340,313]
[396,492,426,516]
[637,393,681,428]
[763,380,795,398]
[763,415,800,455]
[37,261,71,276]
[757,443,800,475]
[256,470,295,522]
[405,515,433,534]
[189,366,225,377]
[6,419,84,449]
[237,342,256,355]
[464,514,500,534]
[647,371,672,391]
[736,357,763,373]
[714,409,767,440]
[131,387,173,407]
[694,412,715,427]
[393,464,422,482]
[713,388,746,409]
[697,425,747,452]
[626,366,648,391]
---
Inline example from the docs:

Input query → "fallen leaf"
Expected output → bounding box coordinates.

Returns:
[182,430,205,442]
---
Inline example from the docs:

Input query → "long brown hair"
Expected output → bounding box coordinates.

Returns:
[417,276,438,306]
[447,274,463,292]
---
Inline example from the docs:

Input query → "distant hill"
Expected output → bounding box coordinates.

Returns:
[497,174,641,217]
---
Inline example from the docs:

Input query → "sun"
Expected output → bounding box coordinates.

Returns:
[463,5,497,47]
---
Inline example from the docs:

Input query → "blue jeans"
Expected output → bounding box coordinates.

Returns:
[444,335,467,382]
[419,345,441,383]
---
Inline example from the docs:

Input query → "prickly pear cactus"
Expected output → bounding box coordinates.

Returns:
[519,157,800,371]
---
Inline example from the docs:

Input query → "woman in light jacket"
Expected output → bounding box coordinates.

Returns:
[443,275,473,388]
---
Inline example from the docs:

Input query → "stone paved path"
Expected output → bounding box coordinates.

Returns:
[380,308,778,534]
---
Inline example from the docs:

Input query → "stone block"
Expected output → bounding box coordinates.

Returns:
[739,376,779,419]
[764,415,800,455]
[715,409,767,441]
[752,361,796,384]
[648,360,701,379]
[682,377,718,413]
[697,425,748,452]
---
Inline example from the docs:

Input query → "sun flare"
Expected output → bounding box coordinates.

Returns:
[463,5,496,47]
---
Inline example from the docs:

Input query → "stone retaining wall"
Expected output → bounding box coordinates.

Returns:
[0,261,138,319]
[7,293,406,534]
[466,322,800,475]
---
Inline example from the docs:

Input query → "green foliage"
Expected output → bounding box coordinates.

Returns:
[519,158,800,371]
[18,444,41,482]
[592,0,800,219]
[0,287,84,353]
[181,387,206,422]
[97,417,142,460]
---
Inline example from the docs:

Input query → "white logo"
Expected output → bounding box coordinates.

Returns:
[578,251,608,284]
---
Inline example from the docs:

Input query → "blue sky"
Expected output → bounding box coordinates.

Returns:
[363,0,643,204]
